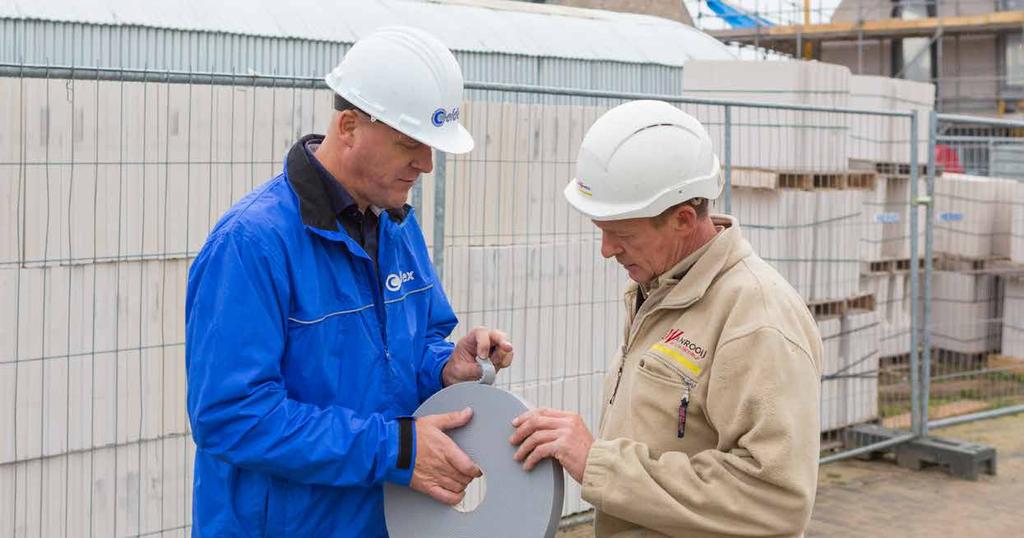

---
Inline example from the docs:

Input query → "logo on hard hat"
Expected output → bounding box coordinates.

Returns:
[576,179,593,197]
[431,107,460,127]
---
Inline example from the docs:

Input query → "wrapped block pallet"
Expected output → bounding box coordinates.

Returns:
[818,311,880,432]
[848,75,934,166]
[931,271,1000,355]
[1004,278,1024,358]
[728,186,864,302]
[860,272,912,358]
[935,174,1020,260]
[859,175,925,262]
[682,60,850,172]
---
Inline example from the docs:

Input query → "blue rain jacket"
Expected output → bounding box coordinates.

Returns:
[185,135,456,537]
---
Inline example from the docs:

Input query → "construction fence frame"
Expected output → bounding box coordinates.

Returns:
[0,62,1017,536]
[921,112,1024,434]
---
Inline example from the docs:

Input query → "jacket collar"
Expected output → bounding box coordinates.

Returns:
[285,134,409,233]
[626,214,751,309]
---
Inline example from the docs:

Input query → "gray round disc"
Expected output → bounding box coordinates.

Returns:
[384,383,564,538]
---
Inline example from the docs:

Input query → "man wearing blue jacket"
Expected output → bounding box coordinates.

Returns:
[184,27,513,537]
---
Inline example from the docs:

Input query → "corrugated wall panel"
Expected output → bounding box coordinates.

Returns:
[0,19,683,95]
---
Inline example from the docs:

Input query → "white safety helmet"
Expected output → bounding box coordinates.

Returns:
[325,26,474,154]
[564,100,723,221]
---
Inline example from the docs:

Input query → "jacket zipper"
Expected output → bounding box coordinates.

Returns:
[608,295,699,406]
[369,230,390,362]
[608,306,656,405]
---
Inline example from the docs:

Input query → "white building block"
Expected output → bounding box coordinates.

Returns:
[683,60,851,171]
[1012,183,1024,264]
[993,179,1021,259]
[860,176,926,261]
[1004,278,1024,358]
[889,78,935,166]
[931,271,999,354]
[818,311,880,432]
[849,75,895,163]
[731,186,864,302]
[862,272,912,358]
[935,174,1002,259]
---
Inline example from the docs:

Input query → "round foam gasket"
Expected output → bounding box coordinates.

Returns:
[384,382,564,538]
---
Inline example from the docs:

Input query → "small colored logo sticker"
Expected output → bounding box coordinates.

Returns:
[576,179,593,197]
[431,107,459,127]
[939,212,964,223]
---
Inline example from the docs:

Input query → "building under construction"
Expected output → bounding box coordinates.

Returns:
[699,0,1024,115]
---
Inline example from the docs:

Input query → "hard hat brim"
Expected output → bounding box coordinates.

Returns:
[417,123,475,155]
[563,179,647,221]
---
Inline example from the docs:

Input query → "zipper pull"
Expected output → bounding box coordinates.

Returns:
[677,386,690,439]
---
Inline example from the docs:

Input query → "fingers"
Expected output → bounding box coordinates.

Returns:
[513,429,558,462]
[423,407,473,431]
[469,326,514,368]
[435,472,473,494]
[445,443,483,479]
[427,485,465,506]
[509,415,565,446]
[523,441,558,471]
[512,407,567,427]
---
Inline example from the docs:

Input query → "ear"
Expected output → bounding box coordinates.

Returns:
[671,203,698,232]
[336,110,359,147]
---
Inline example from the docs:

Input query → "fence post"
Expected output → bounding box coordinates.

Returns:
[723,105,732,214]
[909,110,923,437]
[921,110,938,435]
[432,151,447,281]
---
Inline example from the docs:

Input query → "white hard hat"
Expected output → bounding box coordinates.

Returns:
[564,100,723,221]
[325,26,474,154]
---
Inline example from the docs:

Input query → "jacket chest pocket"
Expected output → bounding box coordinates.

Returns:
[629,350,704,454]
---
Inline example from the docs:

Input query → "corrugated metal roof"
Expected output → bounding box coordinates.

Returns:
[0,0,733,66]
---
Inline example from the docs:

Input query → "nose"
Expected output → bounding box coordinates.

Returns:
[412,145,433,174]
[600,230,621,259]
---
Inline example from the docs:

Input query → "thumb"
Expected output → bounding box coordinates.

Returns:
[432,407,473,431]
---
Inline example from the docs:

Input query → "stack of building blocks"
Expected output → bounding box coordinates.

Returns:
[1004,278,1024,358]
[931,271,1001,355]
[818,310,880,433]
[682,60,851,172]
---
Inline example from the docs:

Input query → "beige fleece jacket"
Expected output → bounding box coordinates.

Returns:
[581,215,823,538]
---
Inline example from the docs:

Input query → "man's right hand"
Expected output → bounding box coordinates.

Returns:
[410,408,482,505]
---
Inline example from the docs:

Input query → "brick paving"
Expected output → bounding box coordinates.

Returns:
[557,412,1024,537]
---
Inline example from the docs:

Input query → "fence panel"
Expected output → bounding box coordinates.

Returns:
[1,64,930,535]
[923,114,1024,431]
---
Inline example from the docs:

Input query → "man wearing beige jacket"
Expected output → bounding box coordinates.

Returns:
[510,100,823,537]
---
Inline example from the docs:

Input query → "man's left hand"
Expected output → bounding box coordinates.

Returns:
[443,326,513,386]
[509,408,593,483]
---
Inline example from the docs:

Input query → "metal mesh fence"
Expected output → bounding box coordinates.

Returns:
[0,64,939,535]
[922,114,1024,431]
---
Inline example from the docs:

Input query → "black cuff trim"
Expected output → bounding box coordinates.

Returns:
[397,417,414,470]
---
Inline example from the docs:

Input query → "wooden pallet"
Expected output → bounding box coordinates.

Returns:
[850,159,938,178]
[935,254,1024,275]
[880,349,1003,370]
[731,167,878,191]
[861,256,935,275]
[808,292,877,318]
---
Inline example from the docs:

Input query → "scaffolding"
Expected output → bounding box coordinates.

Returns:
[695,1,1024,115]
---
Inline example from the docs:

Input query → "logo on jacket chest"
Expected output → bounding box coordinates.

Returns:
[661,328,707,361]
[386,271,415,292]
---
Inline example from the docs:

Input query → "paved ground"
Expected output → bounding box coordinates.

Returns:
[557,412,1024,537]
